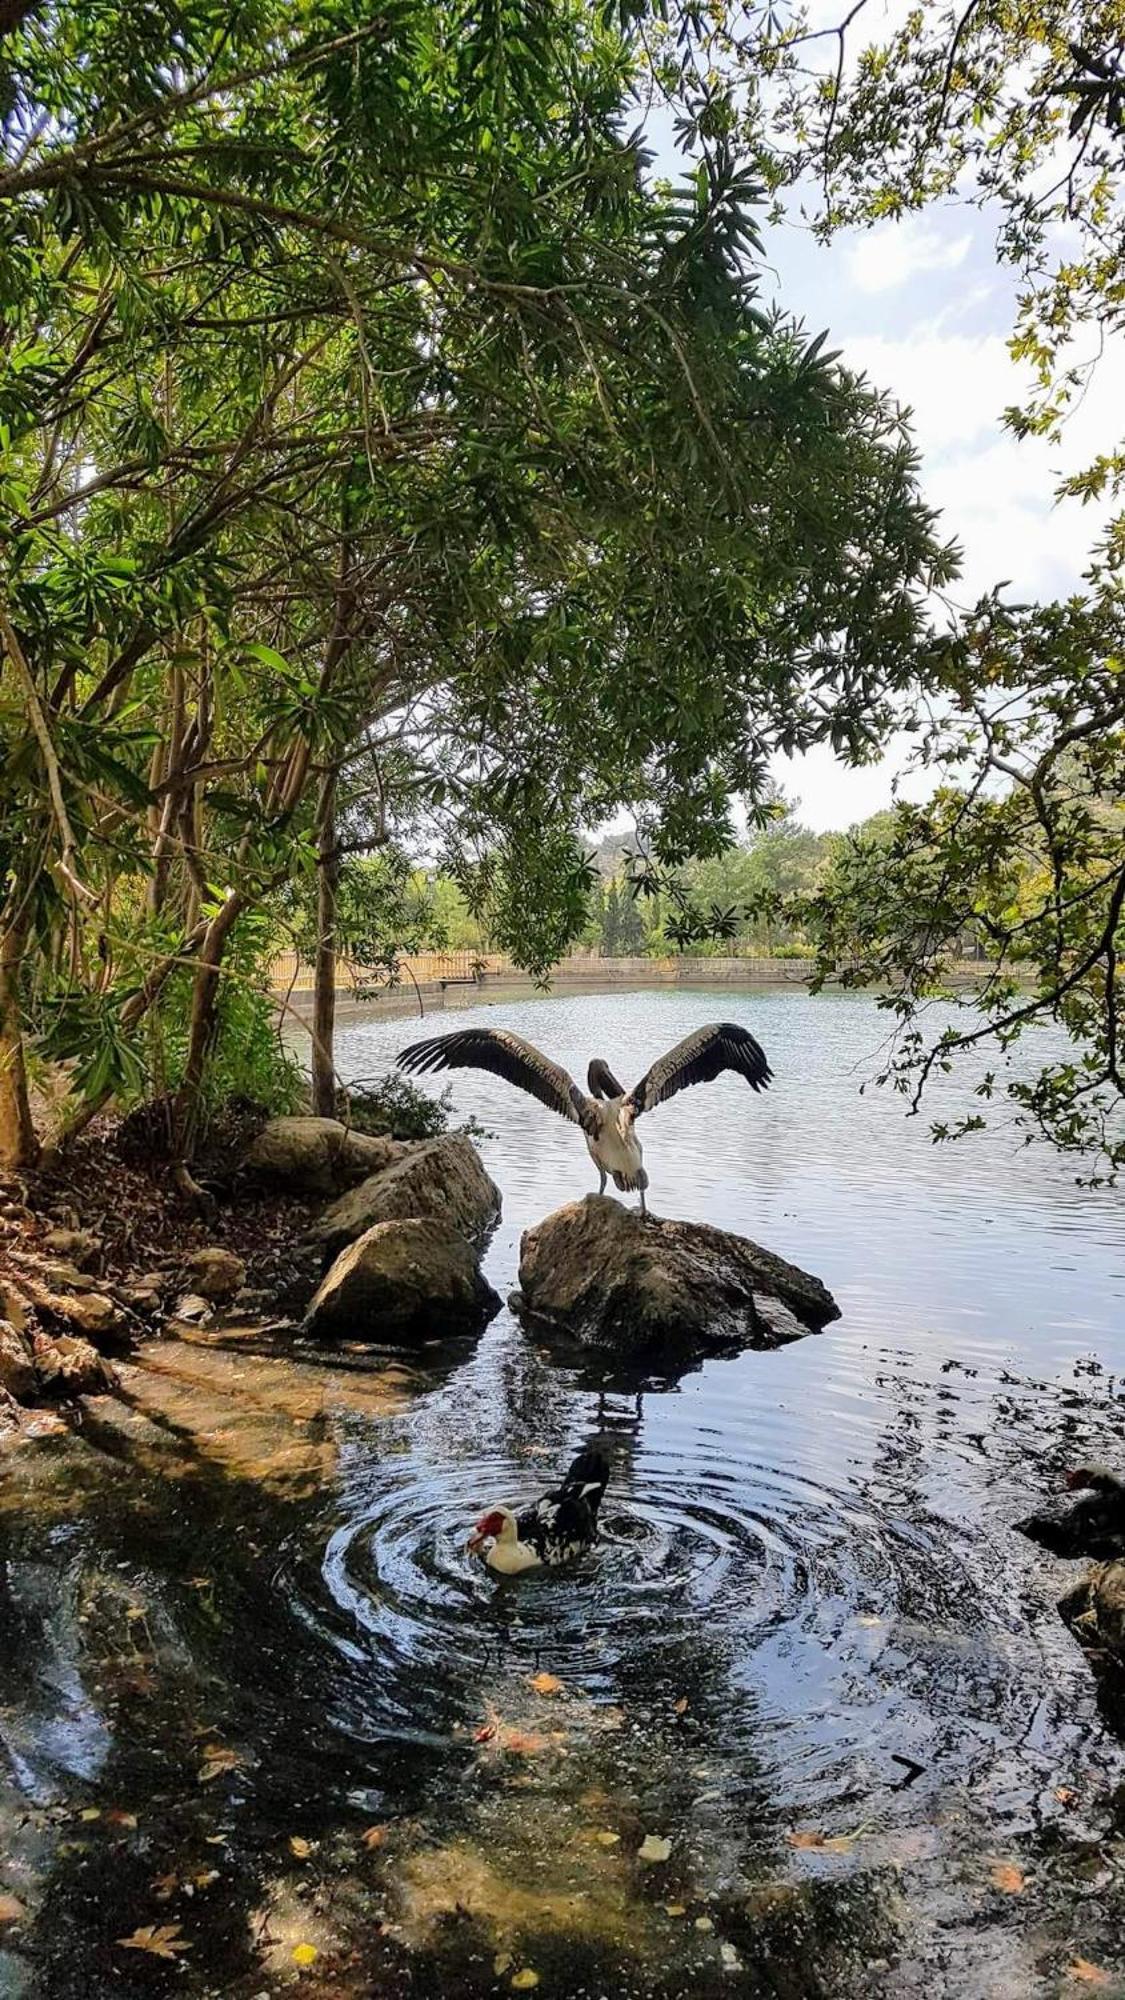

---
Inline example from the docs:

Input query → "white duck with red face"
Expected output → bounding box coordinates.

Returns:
[466,1446,611,1575]
[397,1022,772,1219]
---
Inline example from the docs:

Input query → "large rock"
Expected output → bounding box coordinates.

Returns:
[306,1135,501,1259]
[244,1117,404,1197]
[0,1320,35,1401]
[516,1195,839,1360]
[304,1218,500,1344]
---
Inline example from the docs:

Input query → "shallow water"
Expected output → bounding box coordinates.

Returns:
[2,988,1125,1998]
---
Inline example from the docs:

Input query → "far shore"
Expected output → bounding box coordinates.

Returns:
[278,952,993,1031]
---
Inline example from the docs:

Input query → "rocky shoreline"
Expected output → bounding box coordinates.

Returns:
[0,1112,844,1442]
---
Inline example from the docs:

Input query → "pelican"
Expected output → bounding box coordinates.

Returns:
[396,1020,771,1217]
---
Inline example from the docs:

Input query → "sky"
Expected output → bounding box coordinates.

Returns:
[760,200,1124,829]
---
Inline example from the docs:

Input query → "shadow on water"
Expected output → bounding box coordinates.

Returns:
[2,989,1125,1995]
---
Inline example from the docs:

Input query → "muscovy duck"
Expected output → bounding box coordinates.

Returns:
[1017,1465,1125,1560]
[466,1445,611,1575]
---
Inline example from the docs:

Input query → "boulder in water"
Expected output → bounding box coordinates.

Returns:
[306,1134,501,1259]
[244,1116,404,1196]
[304,1217,500,1344]
[516,1195,838,1360]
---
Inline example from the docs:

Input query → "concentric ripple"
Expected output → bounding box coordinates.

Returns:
[275,1362,1101,1819]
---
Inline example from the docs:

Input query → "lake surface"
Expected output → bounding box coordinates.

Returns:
[2,987,1124,1998]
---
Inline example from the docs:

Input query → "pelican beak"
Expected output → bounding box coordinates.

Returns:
[466,1530,487,1557]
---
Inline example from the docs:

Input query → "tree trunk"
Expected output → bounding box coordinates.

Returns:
[174,891,244,1166]
[311,767,339,1117]
[0,916,38,1170]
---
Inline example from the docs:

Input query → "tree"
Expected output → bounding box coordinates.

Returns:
[632,0,1125,1175]
[0,0,952,1169]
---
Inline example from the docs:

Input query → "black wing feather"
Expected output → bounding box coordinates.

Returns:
[397,1027,591,1128]
[627,1021,771,1118]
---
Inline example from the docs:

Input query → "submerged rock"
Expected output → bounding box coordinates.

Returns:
[244,1116,404,1196]
[516,1195,838,1360]
[1060,1559,1125,1659]
[304,1218,500,1344]
[307,1134,501,1259]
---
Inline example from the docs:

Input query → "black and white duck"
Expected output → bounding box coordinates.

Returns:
[466,1445,611,1575]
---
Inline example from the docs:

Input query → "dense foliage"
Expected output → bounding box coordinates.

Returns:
[0,0,950,1168]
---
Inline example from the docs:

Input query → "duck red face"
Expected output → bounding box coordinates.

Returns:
[466,1509,506,1556]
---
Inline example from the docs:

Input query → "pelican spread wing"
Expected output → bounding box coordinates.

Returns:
[397,1028,592,1129]
[627,1021,772,1118]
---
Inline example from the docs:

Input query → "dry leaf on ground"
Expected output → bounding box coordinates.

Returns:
[361,1825,387,1849]
[788,1829,855,1854]
[0,1896,26,1926]
[527,1672,563,1696]
[989,1861,1025,1895]
[118,1922,192,1960]
[638,1834,672,1863]
[292,1942,318,1966]
[673,1697,689,1715]
[511,1973,540,1992]
[593,1830,620,1847]
[1068,1960,1111,1987]
[197,1746,241,1783]
[289,1836,313,1859]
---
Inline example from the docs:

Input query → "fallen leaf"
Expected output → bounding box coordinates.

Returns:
[473,1724,497,1744]
[0,1896,26,1926]
[79,1808,101,1823]
[511,1973,540,1992]
[989,1861,1025,1895]
[502,1729,550,1755]
[788,1829,855,1854]
[673,1697,689,1715]
[527,1672,563,1697]
[695,1915,714,1932]
[361,1825,388,1850]
[192,1869,220,1890]
[664,1903,686,1918]
[197,1746,241,1783]
[638,1834,672,1863]
[292,1941,318,1967]
[151,1871,178,1901]
[494,1951,512,1974]
[1055,1786,1080,1807]
[118,1922,192,1960]
[106,1809,138,1829]
[593,1830,620,1847]
[204,1834,226,1846]
[289,1836,313,1859]
[1069,1960,1111,1987]
[126,1607,146,1623]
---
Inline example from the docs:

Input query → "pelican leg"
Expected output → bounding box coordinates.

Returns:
[598,1168,607,1195]
[639,1185,648,1221]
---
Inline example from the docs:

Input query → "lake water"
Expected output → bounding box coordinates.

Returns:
[2,987,1124,1998]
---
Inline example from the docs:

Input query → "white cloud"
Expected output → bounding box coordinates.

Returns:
[846,218,973,294]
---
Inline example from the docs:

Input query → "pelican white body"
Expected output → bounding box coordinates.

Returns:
[585,1098,647,1193]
